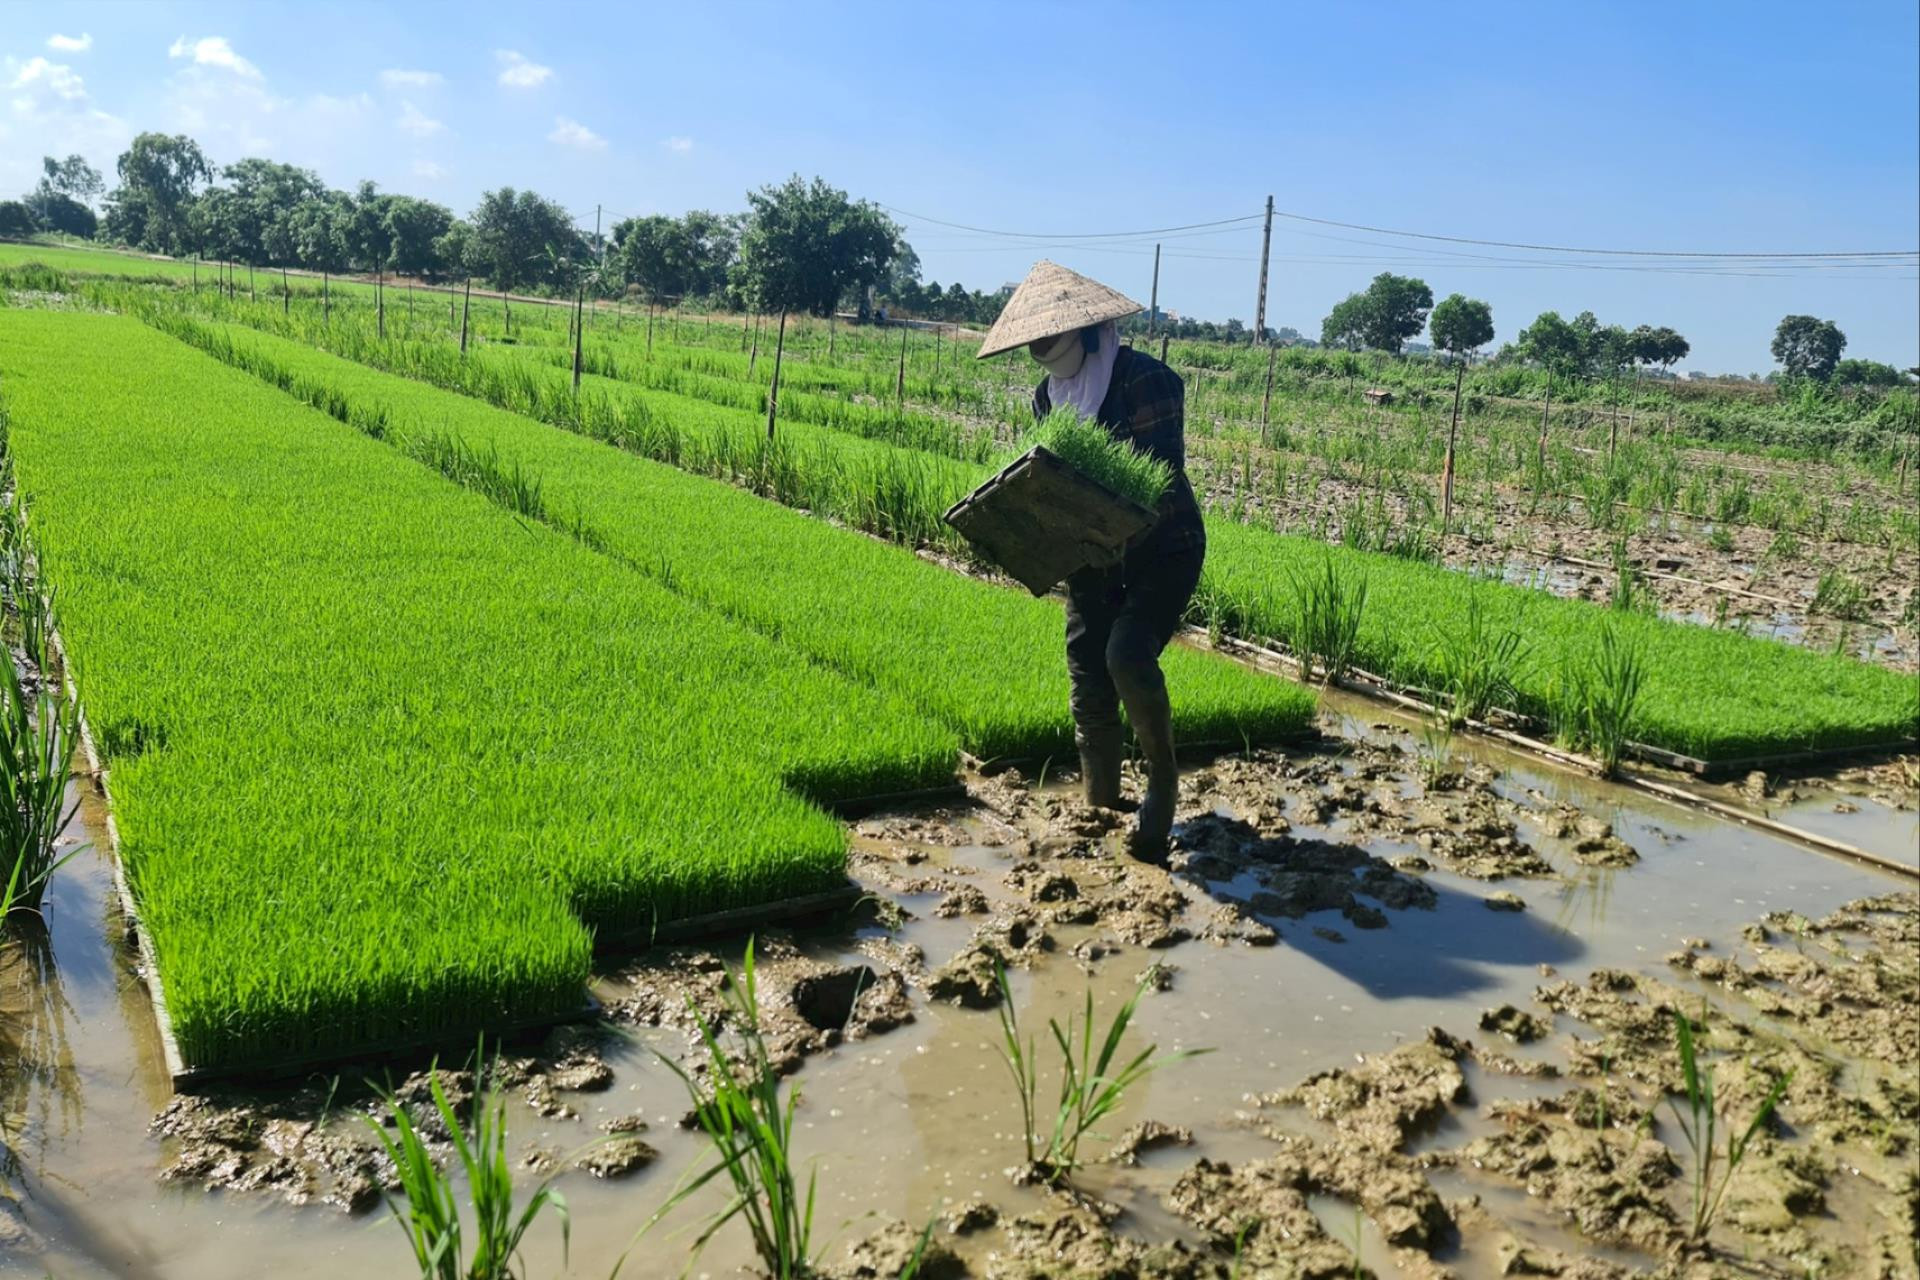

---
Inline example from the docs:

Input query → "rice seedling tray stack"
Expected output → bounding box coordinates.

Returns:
[943,445,1157,595]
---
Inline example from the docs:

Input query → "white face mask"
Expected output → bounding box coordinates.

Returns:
[1030,330,1086,379]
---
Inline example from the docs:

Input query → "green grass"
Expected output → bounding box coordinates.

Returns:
[150,311,1315,761]
[0,309,964,1070]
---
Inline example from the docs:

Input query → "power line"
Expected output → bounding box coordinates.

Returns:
[884,198,1916,262]
[880,205,1265,241]
[1266,207,1916,261]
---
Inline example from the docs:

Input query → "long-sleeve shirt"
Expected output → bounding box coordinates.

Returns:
[1035,345,1206,556]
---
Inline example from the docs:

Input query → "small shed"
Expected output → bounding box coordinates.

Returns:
[1363,387,1394,406]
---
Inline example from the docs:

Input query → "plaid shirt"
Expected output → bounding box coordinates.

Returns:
[1035,346,1206,554]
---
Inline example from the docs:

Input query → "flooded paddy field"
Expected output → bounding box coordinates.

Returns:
[5,693,1913,1280]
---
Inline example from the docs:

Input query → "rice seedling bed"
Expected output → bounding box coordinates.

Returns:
[165,315,1314,762]
[1200,521,1917,762]
[0,308,964,1073]
[139,288,1916,766]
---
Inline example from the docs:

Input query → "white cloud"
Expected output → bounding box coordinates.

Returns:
[0,55,127,196]
[47,33,92,53]
[661,135,693,154]
[395,100,442,138]
[412,159,448,180]
[168,35,261,79]
[379,67,442,90]
[548,115,604,150]
[9,56,86,102]
[495,49,551,89]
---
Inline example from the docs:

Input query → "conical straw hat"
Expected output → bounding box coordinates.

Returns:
[975,260,1142,359]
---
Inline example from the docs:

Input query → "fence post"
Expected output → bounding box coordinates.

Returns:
[1260,344,1277,445]
[1442,360,1464,534]
[281,265,289,315]
[459,277,471,354]
[897,327,908,407]
[572,285,585,393]
[1159,334,1169,365]
[765,308,789,441]
[377,270,385,340]
[248,261,256,303]
[748,313,761,378]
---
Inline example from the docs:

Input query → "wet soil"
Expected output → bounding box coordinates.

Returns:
[3,704,1916,1280]
[1183,442,1919,672]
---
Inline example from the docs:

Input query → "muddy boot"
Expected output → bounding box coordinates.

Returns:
[1125,684,1178,864]
[1075,725,1131,811]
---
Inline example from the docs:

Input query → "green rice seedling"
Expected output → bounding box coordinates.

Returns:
[628,941,816,1280]
[1554,621,1647,775]
[1811,570,1870,622]
[0,642,81,919]
[993,960,1203,1186]
[1016,407,1172,510]
[2,310,974,1069]
[366,1044,570,1280]
[1429,586,1530,726]
[1667,1008,1793,1245]
[1288,553,1368,683]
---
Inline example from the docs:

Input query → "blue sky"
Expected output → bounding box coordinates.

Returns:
[5,0,1915,371]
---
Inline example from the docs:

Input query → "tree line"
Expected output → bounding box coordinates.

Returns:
[3,135,1910,386]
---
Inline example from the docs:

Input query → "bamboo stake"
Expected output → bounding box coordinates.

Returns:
[765,308,789,441]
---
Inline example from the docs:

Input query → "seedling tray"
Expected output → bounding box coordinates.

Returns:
[943,446,1157,596]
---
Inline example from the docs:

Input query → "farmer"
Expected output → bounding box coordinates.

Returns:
[976,261,1205,861]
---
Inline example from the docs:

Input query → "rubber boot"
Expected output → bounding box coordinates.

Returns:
[1075,724,1130,811]
[1125,683,1179,863]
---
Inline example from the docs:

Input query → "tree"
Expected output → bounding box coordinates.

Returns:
[1320,273,1434,354]
[1771,315,1847,382]
[1832,358,1906,388]
[614,214,690,301]
[27,154,106,236]
[1516,310,1587,478]
[732,175,898,318]
[1321,294,1368,350]
[218,157,325,265]
[104,133,214,255]
[468,187,581,294]
[383,196,455,276]
[0,201,36,239]
[38,154,105,207]
[1430,294,1495,361]
[1429,294,1495,532]
[25,192,96,238]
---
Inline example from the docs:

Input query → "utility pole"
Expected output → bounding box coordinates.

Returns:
[1148,243,1161,338]
[1254,194,1273,344]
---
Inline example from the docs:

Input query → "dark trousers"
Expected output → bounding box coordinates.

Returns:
[1064,543,1205,736]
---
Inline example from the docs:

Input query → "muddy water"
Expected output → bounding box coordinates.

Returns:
[1,698,1913,1279]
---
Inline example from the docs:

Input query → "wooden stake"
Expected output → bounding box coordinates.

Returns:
[748,313,761,378]
[248,261,255,303]
[281,265,289,315]
[647,301,654,358]
[459,277,471,354]
[1260,344,1277,445]
[896,327,908,407]
[1159,334,1170,364]
[572,285,584,393]
[1442,360,1464,533]
[765,308,788,441]
[377,270,385,340]
[322,270,330,322]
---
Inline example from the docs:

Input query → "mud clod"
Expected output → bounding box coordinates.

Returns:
[1479,1004,1552,1043]
[1260,1027,1469,1153]
[1485,891,1527,912]
[576,1133,659,1179]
